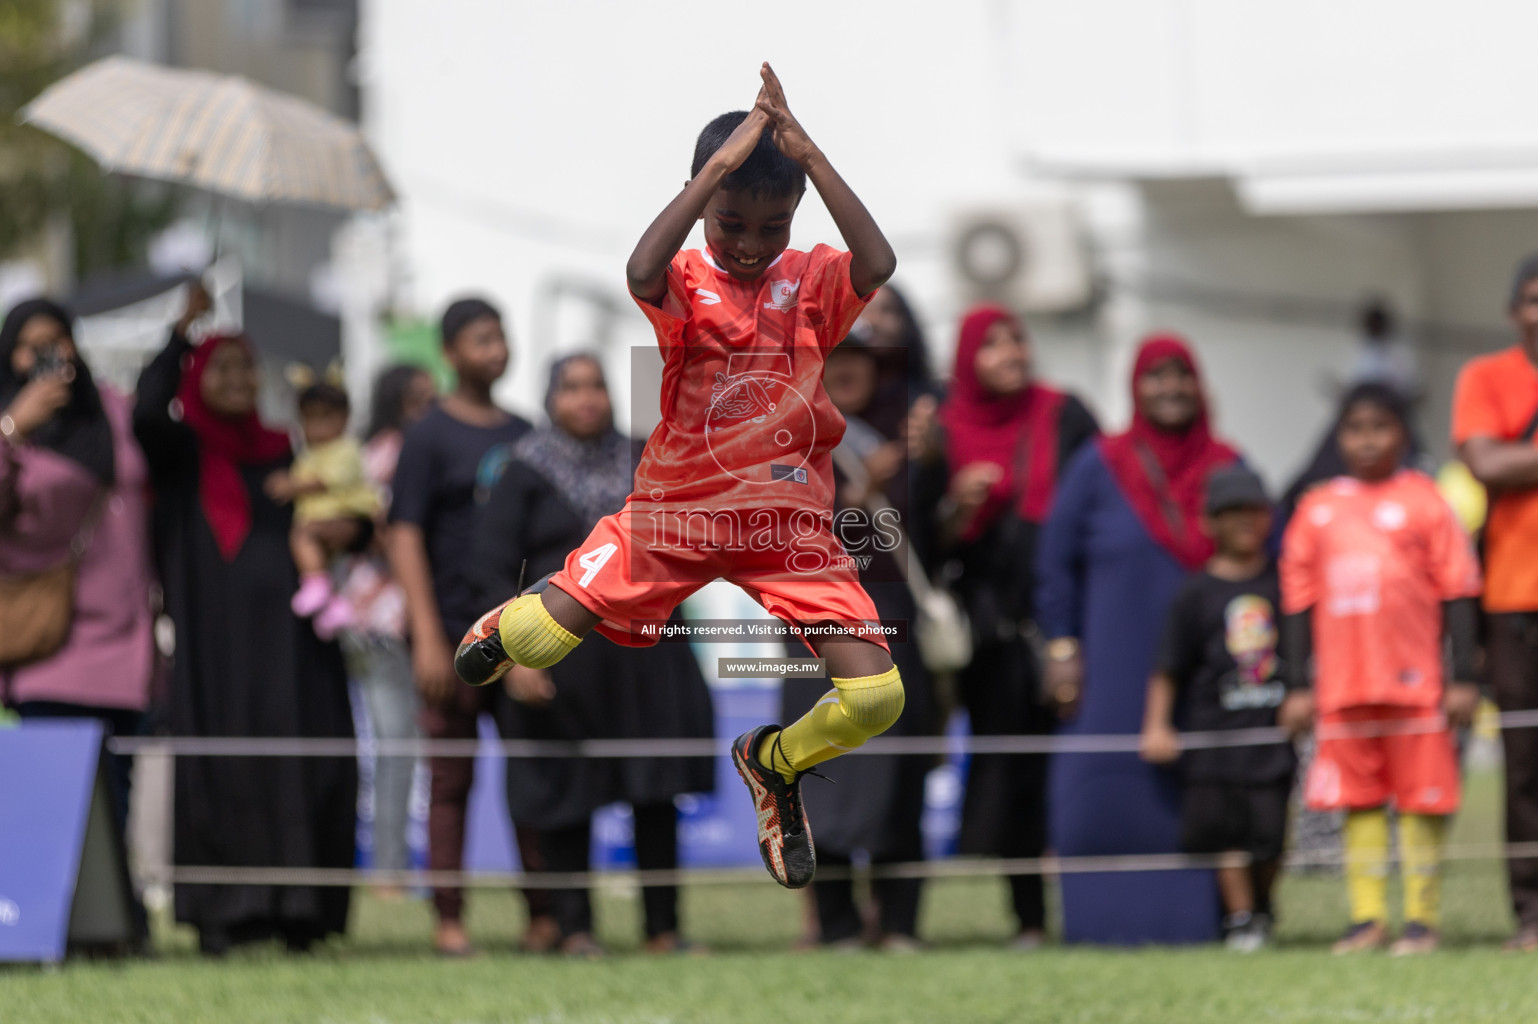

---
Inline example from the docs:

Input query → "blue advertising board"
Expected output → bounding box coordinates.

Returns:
[0,720,103,962]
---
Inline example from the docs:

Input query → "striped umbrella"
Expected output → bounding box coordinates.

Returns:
[22,55,394,212]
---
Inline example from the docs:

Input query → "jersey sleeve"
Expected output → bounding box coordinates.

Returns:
[1423,484,1484,600]
[630,253,693,354]
[807,245,873,351]
[1451,358,1505,445]
[1279,499,1321,615]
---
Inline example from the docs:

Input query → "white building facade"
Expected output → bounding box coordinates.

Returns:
[358,0,1538,485]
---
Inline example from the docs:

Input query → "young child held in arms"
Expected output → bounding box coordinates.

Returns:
[1141,465,1297,952]
[455,62,901,889]
[1281,383,1482,955]
[270,378,380,638]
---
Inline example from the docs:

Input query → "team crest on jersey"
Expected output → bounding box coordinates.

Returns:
[763,279,800,312]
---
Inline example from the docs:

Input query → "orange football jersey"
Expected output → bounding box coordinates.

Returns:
[629,245,871,516]
[1280,470,1482,714]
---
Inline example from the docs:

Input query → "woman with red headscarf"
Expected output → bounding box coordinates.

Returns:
[913,305,1097,946]
[133,284,356,955]
[1034,334,1241,944]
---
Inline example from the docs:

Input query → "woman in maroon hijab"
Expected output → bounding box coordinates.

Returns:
[1034,334,1241,945]
[913,304,1098,946]
[133,286,356,955]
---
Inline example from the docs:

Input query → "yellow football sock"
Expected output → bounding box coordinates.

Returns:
[497,593,581,669]
[1343,808,1390,924]
[759,666,904,782]
[1400,813,1448,927]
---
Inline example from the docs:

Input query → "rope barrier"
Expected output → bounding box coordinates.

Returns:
[105,709,1538,759]
[99,713,1538,891]
[137,842,1538,890]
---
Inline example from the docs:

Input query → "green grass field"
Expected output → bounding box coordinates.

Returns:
[5,770,1532,1024]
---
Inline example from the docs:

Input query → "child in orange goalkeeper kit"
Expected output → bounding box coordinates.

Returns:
[1280,383,1483,955]
[454,63,902,890]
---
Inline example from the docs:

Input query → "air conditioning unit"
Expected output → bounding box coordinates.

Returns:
[948,202,1092,313]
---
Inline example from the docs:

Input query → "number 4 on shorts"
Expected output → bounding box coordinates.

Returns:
[577,542,617,588]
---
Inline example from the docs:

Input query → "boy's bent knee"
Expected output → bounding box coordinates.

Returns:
[834,665,905,736]
[498,593,581,669]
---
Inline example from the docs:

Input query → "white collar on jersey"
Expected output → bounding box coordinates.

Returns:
[701,249,785,276]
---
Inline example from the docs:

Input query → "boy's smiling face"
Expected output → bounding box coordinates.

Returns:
[702,186,803,282]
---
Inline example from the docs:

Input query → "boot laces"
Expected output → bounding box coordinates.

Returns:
[768,733,833,837]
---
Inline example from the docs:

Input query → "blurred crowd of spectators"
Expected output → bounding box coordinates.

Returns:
[5,252,1538,957]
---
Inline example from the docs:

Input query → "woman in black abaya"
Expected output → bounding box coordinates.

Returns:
[472,353,714,955]
[133,287,357,954]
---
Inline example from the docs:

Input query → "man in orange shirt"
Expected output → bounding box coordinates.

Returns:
[454,63,903,892]
[1452,254,1538,952]
[1282,383,1482,955]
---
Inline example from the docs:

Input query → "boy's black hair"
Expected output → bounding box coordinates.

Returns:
[1511,253,1538,311]
[298,382,350,416]
[1337,381,1408,432]
[691,112,806,198]
[440,296,501,348]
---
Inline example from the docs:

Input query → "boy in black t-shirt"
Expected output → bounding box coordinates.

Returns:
[1140,465,1297,952]
[387,297,533,956]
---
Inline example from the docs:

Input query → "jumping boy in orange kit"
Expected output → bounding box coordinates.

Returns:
[455,63,902,890]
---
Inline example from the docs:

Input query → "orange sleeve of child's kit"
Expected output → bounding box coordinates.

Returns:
[805,245,871,352]
[630,253,693,353]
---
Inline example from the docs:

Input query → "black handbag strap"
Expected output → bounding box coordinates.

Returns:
[1010,422,1034,510]
[1133,442,1190,542]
